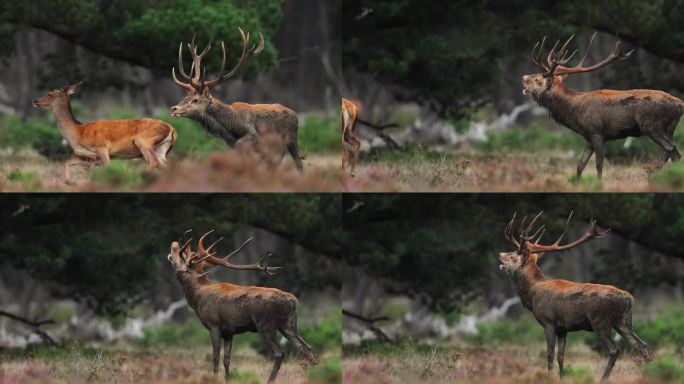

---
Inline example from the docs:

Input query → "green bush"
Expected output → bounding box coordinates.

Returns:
[465,317,544,345]
[133,320,209,348]
[229,369,260,384]
[90,160,144,189]
[0,115,70,159]
[298,115,339,154]
[298,309,342,352]
[156,112,227,158]
[650,162,684,189]
[643,354,684,383]
[563,366,593,384]
[308,356,341,384]
[476,124,585,153]
[5,169,42,190]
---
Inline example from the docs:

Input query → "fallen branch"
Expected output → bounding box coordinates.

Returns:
[0,310,57,346]
[358,119,402,149]
[342,309,392,343]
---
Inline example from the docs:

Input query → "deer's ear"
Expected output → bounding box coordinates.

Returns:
[67,81,83,95]
[201,87,211,97]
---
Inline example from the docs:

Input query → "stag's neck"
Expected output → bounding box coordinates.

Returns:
[188,102,241,147]
[51,98,82,145]
[536,83,585,134]
[511,261,545,311]
[176,271,207,310]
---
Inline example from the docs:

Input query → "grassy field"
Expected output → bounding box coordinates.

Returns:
[344,122,684,192]
[0,110,342,192]
[1,344,340,384]
[343,342,678,384]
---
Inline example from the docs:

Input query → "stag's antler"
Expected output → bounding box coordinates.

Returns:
[532,32,634,78]
[188,230,281,275]
[171,28,264,93]
[505,211,610,254]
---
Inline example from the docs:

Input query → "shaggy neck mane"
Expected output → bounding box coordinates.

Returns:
[176,271,205,310]
[535,81,582,132]
[513,258,545,310]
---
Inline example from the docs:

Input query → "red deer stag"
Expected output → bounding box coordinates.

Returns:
[499,211,650,380]
[341,98,361,176]
[170,29,304,172]
[32,82,177,181]
[167,230,316,383]
[522,33,683,179]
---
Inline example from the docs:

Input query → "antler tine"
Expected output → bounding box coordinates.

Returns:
[524,211,544,236]
[546,39,560,69]
[200,27,265,89]
[197,229,215,255]
[258,252,283,276]
[205,236,223,254]
[177,42,192,81]
[504,212,521,248]
[187,34,212,84]
[553,210,573,245]
[223,236,255,261]
[528,225,545,242]
[534,228,546,244]
[519,215,528,236]
[578,32,597,67]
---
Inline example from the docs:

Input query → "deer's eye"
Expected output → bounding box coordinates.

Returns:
[191,99,198,104]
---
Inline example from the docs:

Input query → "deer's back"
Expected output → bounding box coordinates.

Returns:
[576,90,683,139]
[532,279,633,331]
[195,283,297,333]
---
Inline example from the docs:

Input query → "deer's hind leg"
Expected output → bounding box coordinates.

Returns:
[133,137,160,168]
[596,327,620,380]
[280,314,316,364]
[644,119,681,162]
[223,335,233,381]
[615,313,651,362]
[257,327,284,384]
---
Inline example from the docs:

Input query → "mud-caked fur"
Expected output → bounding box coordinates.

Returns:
[167,242,315,383]
[499,250,650,380]
[523,74,683,178]
[171,90,303,172]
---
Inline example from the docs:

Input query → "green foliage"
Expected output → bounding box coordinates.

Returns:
[562,366,594,384]
[298,115,340,154]
[1,1,283,87]
[157,112,227,158]
[5,170,42,190]
[299,309,342,352]
[229,369,260,384]
[0,115,70,160]
[90,160,144,190]
[464,317,544,346]
[642,354,684,383]
[633,305,684,354]
[308,356,342,384]
[476,125,585,153]
[650,162,684,189]
[133,320,209,349]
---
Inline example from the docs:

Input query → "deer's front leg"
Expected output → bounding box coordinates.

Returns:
[543,325,556,372]
[210,328,221,375]
[557,332,567,378]
[576,141,594,179]
[96,147,110,166]
[223,335,233,381]
[590,134,605,179]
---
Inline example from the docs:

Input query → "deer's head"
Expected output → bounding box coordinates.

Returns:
[170,28,264,118]
[32,81,82,109]
[167,229,281,277]
[500,211,610,276]
[522,33,634,99]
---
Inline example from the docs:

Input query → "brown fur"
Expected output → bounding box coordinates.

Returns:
[341,98,361,176]
[167,240,316,383]
[33,82,176,181]
[500,241,650,380]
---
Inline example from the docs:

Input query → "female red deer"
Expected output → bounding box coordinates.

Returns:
[341,98,361,176]
[499,211,650,380]
[170,29,304,172]
[167,230,316,383]
[522,33,683,179]
[32,82,176,181]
